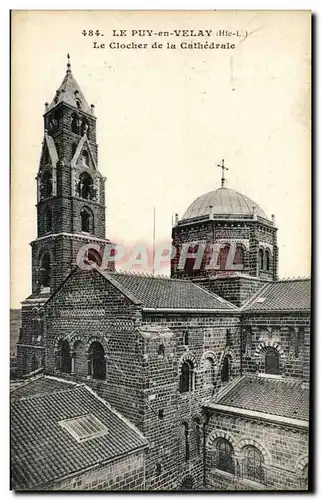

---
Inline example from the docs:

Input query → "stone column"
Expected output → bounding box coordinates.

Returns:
[87,352,92,378]
[70,350,76,375]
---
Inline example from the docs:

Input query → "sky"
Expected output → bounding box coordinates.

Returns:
[11,10,311,308]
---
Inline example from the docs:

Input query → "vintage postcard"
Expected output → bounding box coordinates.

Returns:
[10,10,311,491]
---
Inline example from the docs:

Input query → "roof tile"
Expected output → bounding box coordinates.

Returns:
[243,279,311,312]
[101,271,236,311]
[214,376,309,421]
[11,379,147,490]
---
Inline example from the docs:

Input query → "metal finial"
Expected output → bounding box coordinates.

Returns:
[67,53,71,72]
[217,159,229,188]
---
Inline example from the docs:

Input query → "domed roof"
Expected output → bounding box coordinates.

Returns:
[182,187,268,220]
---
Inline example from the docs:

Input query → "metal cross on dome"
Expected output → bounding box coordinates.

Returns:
[217,159,229,188]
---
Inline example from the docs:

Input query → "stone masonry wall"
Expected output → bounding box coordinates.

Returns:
[44,268,145,429]
[195,276,267,307]
[141,311,240,490]
[44,451,145,491]
[205,411,308,491]
[241,313,310,380]
[171,219,277,281]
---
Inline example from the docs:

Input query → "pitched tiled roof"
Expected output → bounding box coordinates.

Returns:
[102,271,237,311]
[11,382,148,490]
[10,376,77,400]
[242,279,311,312]
[215,376,309,421]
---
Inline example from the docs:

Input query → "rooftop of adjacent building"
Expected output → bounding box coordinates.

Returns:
[208,375,309,423]
[242,278,311,312]
[11,375,148,490]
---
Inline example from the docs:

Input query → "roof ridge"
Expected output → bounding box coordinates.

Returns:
[240,282,271,310]
[10,374,43,393]
[97,268,142,305]
[192,282,238,309]
[243,374,307,387]
[82,385,148,443]
[11,383,80,403]
[277,277,311,282]
[113,270,193,282]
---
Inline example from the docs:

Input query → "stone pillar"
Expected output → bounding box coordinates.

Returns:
[87,352,92,378]
[70,350,76,375]
[54,347,61,372]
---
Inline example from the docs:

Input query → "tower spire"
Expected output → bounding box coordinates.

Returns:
[67,53,71,73]
[47,55,92,113]
[217,158,229,188]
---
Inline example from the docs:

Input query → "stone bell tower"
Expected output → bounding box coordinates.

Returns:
[16,56,113,375]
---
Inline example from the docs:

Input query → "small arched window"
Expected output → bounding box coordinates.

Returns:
[80,207,93,233]
[155,463,162,476]
[243,445,265,483]
[81,117,89,136]
[71,113,79,134]
[203,357,215,387]
[221,355,231,382]
[53,108,61,123]
[183,331,189,346]
[78,172,94,200]
[39,253,51,288]
[179,360,195,393]
[265,250,270,271]
[193,417,201,456]
[89,341,106,380]
[82,150,89,166]
[218,244,230,270]
[234,245,244,266]
[184,244,199,274]
[58,340,71,374]
[182,422,190,461]
[31,354,38,372]
[71,143,77,157]
[215,438,234,474]
[44,207,52,233]
[158,344,165,357]
[40,170,52,199]
[86,248,102,267]
[265,347,280,375]
[259,249,264,270]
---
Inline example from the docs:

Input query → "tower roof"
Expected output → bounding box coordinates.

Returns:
[182,187,268,220]
[47,56,92,114]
